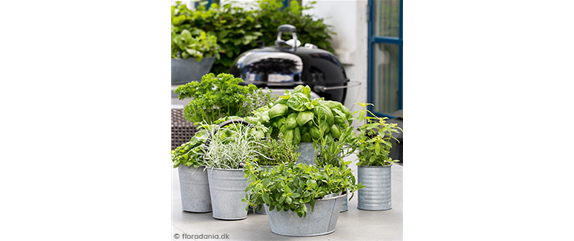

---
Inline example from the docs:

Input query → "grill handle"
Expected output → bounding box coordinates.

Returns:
[275,24,297,52]
[313,80,362,92]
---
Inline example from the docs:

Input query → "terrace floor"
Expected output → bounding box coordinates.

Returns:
[171,154,403,241]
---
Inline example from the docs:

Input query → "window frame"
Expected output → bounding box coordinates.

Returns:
[367,0,403,118]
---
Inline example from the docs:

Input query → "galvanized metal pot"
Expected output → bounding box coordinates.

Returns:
[171,57,215,85]
[207,168,249,220]
[357,165,392,211]
[296,142,316,165]
[265,193,346,237]
[177,165,212,212]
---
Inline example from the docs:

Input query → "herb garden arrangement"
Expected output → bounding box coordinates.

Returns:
[170,0,403,235]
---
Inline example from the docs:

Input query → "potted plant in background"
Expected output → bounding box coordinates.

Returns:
[353,103,403,211]
[243,161,364,236]
[171,126,213,213]
[251,134,301,214]
[171,2,222,87]
[203,120,264,220]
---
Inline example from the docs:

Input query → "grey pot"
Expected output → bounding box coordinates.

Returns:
[293,145,349,213]
[295,142,316,165]
[357,165,392,211]
[265,193,346,237]
[207,168,249,220]
[171,57,215,85]
[177,165,212,212]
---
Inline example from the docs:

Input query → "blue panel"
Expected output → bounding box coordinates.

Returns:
[367,0,374,111]
[372,36,400,45]
[371,111,398,119]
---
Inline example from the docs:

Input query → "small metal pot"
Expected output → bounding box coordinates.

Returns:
[265,193,346,237]
[357,165,392,211]
[207,168,249,220]
[177,165,211,212]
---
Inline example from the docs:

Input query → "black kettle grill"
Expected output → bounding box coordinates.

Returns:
[229,24,360,103]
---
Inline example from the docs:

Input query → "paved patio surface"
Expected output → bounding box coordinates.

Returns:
[171,154,403,241]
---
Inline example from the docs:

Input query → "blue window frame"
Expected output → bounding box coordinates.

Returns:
[367,0,403,118]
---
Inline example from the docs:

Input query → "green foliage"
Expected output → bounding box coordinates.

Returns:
[203,124,264,169]
[256,133,301,166]
[173,73,260,124]
[171,0,335,74]
[171,2,223,61]
[247,85,354,146]
[171,125,215,168]
[242,161,364,218]
[313,124,357,168]
[353,103,403,166]
[171,28,222,62]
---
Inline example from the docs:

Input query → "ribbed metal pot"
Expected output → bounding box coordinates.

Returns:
[340,193,348,212]
[207,168,249,220]
[295,142,316,165]
[265,193,346,237]
[357,165,392,211]
[177,165,212,212]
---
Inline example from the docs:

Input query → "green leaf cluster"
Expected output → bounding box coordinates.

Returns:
[171,0,335,74]
[171,2,223,61]
[173,73,266,125]
[247,85,354,147]
[242,161,364,218]
[256,133,301,166]
[353,103,403,166]
[170,125,216,168]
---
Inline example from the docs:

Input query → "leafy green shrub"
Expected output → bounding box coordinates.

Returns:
[243,161,364,217]
[171,28,221,62]
[173,73,259,124]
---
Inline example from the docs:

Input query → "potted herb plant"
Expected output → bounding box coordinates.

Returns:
[353,103,403,211]
[243,161,364,236]
[171,126,213,212]
[252,134,301,214]
[203,120,263,220]
[313,124,357,212]
[171,2,222,86]
[248,85,353,165]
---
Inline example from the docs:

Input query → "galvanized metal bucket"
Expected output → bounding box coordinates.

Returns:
[357,165,392,211]
[171,57,215,85]
[296,142,316,165]
[207,168,249,220]
[265,193,346,236]
[177,165,212,212]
